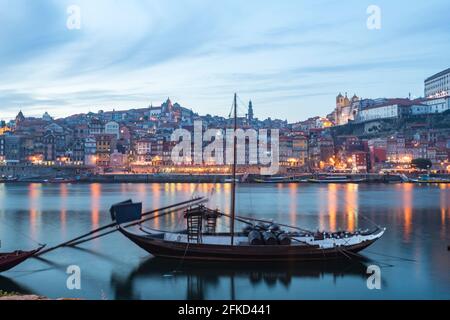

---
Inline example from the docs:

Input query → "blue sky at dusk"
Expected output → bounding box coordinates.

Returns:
[0,0,449,122]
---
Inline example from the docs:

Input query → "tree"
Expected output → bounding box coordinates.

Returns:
[411,158,432,170]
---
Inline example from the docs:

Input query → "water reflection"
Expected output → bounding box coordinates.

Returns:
[0,183,448,299]
[28,183,41,239]
[289,184,297,227]
[60,184,68,236]
[440,185,448,238]
[402,184,413,241]
[90,184,101,229]
[0,276,32,295]
[328,185,337,232]
[345,184,358,232]
[110,257,372,300]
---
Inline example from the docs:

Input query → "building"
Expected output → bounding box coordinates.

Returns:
[71,139,85,164]
[424,96,450,114]
[89,118,104,135]
[15,111,25,126]
[0,135,23,163]
[110,150,127,168]
[368,138,388,171]
[356,99,423,123]
[351,151,369,173]
[248,101,254,123]
[291,135,308,167]
[104,121,120,139]
[135,139,152,163]
[279,136,294,166]
[335,93,359,125]
[95,134,116,167]
[42,112,53,122]
[425,68,450,98]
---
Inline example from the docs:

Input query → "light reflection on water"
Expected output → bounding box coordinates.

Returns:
[0,183,449,300]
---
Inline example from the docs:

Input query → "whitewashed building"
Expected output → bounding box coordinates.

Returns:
[358,104,400,122]
[425,68,450,98]
[425,96,450,114]
[135,139,152,163]
[104,121,120,139]
[357,99,425,123]
[409,96,449,115]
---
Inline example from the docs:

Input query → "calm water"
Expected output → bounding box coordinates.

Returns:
[0,183,449,300]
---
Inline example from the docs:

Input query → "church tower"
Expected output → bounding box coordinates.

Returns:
[336,93,345,108]
[16,110,25,125]
[248,100,254,123]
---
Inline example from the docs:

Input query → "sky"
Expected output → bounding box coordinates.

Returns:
[0,0,449,122]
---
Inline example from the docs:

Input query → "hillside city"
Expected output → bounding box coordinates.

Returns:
[1,68,449,179]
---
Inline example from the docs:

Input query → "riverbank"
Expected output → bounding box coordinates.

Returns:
[2,164,450,184]
[0,295,78,301]
[0,294,48,300]
[4,173,450,184]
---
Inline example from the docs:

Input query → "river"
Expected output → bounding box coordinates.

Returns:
[0,183,449,300]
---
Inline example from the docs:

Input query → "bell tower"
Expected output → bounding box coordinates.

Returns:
[248,100,254,123]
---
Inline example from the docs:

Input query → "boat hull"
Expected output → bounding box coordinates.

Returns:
[119,228,381,262]
[308,179,366,184]
[0,246,44,273]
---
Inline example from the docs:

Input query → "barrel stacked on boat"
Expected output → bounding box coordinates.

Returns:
[245,224,292,246]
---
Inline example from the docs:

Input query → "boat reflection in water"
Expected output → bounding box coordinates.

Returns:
[110,257,374,300]
[0,276,32,295]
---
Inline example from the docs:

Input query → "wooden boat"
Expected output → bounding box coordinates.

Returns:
[0,246,45,273]
[48,177,77,184]
[308,175,365,184]
[253,176,300,184]
[0,175,18,183]
[112,94,385,262]
[409,175,450,184]
[117,225,385,262]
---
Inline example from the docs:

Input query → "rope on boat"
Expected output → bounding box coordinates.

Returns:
[364,250,417,262]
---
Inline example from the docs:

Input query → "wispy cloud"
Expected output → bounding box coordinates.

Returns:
[0,0,449,122]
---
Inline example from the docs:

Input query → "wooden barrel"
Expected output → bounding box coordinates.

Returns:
[248,231,264,245]
[277,233,292,246]
[263,232,278,245]
[269,224,280,232]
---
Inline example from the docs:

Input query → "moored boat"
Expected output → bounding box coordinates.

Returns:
[48,177,77,184]
[308,175,365,184]
[409,174,450,184]
[111,94,385,263]
[0,246,45,273]
[253,176,300,184]
[116,222,385,262]
[0,175,18,183]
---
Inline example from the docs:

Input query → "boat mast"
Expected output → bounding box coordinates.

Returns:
[230,93,238,246]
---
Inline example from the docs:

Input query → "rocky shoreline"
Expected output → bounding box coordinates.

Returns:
[0,295,49,301]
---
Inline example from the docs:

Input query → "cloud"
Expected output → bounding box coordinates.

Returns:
[0,0,448,122]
